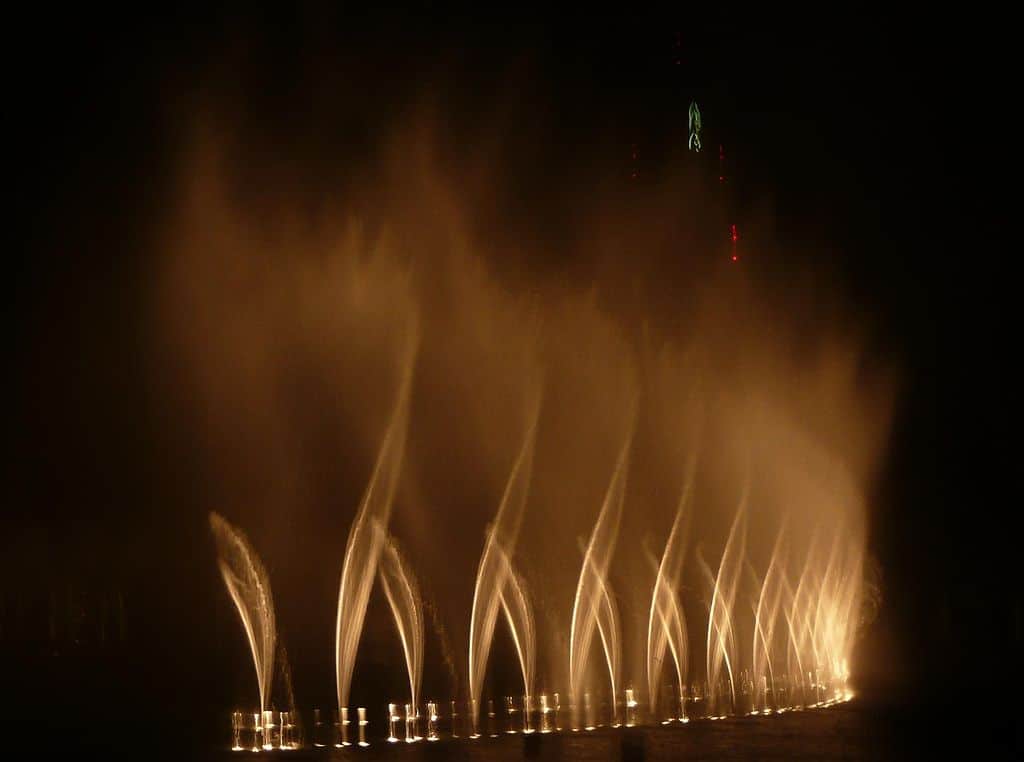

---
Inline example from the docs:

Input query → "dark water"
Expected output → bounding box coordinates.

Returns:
[189,704,1020,761]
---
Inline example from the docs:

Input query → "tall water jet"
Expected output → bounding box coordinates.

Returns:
[496,546,535,728]
[704,490,747,716]
[809,526,843,703]
[751,522,789,713]
[597,574,622,726]
[375,520,424,735]
[646,466,693,720]
[468,409,539,736]
[777,568,806,706]
[582,540,622,726]
[646,542,689,721]
[568,424,633,729]
[335,331,417,712]
[809,519,863,700]
[209,512,277,718]
[787,530,821,705]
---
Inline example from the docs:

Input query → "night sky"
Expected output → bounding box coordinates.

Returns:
[8,8,1016,756]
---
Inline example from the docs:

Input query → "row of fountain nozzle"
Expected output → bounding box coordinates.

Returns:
[231,680,852,750]
[233,691,646,750]
[231,710,303,751]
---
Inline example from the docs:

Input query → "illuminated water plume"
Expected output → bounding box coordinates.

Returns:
[335,332,417,710]
[498,546,536,711]
[209,512,277,717]
[468,409,539,734]
[569,422,633,728]
[646,465,693,718]
[375,520,424,720]
[704,491,748,716]
[751,523,788,713]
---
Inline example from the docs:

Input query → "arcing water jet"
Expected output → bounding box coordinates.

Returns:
[468,409,539,735]
[704,491,747,716]
[335,331,417,712]
[209,512,277,718]
[375,520,424,731]
[496,545,536,728]
[569,424,633,729]
[751,521,788,713]
[647,467,693,720]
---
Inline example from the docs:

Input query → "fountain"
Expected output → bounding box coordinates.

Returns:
[487,699,498,737]
[357,707,369,746]
[252,711,263,752]
[539,694,552,732]
[311,709,327,747]
[170,102,889,757]
[752,523,788,714]
[261,710,277,750]
[647,464,693,722]
[404,703,416,742]
[387,704,400,742]
[497,545,536,726]
[624,688,638,727]
[207,335,872,752]
[568,424,633,730]
[590,548,622,726]
[450,700,460,737]
[231,711,244,751]
[335,331,417,715]
[704,492,748,717]
[426,702,439,740]
[376,521,423,739]
[338,706,351,747]
[209,513,277,720]
[468,407,539,736]
[504,695,517,733]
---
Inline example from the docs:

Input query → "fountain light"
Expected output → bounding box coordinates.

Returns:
[404,703,419,742]
[624,688,638,727]
[339,706,351,746]
[487,699,498,737]
[505,696,518,733]
[231,711,244,751]
[357,707,369,747]
[469,698,480,739]
[523,694,534,734]
[252,712,263,752]
[539,694,552,733]
[584,692,595,731]
[427,701,439,741]
[279,711,293,749]
[387,703,400,743]
[311,709,326,748]
[262,710,277,750]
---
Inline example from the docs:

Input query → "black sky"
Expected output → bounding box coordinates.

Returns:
[8,7,1016,754]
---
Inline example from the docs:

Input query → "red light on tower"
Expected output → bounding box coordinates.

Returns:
[730,224,739,262]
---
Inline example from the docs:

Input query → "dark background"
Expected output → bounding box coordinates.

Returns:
[7,7,1016,756]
